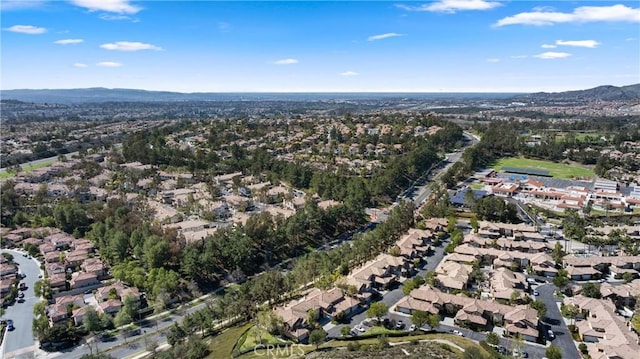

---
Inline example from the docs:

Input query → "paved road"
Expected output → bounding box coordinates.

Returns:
[0,152,77,174]
[326,240,448,339]
[1,249,44,357]
[41,296,218,359]
[536,283,580,359]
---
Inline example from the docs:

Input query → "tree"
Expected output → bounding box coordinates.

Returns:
[309,328,326,349]
[486,331,499,345]
[83,306,101,333]
[552,242,565,266]
[113,308,132,327]
[469,215,479,233]
[546,344,562,359]
[426,313,440,330]
[167,323,187,346]
[341,326,351,337]
[366,302,388,321]
[530,300,547,319]
[561,304,579,326]
[553,268,569,289]
[306,308,320,327]
[582,282,601,298]
[411,310,429,329]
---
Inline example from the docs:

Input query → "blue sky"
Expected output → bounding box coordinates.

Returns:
[1,0,639,92]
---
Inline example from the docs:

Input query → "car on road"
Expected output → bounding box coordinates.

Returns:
[497,346,507,354]
[547,329,555,339]
[409,324,416,331]
[450,329,463,336]
[18,292,24,298]
[22,253,28,257]
[355,325,366,333]
[7,319,15,331]
[533,290,539,296]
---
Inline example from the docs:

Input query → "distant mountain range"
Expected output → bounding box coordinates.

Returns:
[1,84,638,104]
[516,83,640,102]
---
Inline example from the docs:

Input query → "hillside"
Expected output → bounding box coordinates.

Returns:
[516,83,640,102]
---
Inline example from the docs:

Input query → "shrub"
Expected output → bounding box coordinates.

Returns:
[346,342,359,351]
[579,343,587,354]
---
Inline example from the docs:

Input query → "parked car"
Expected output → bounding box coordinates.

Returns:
[395,320,405,329]
[547,329,555,339]
[533,290,539,296]
[450,329,463,336]
[409,324,416,331]
[497,346,507,354]
[18,292,24,298]
[7,319,15,331]
[19,282,27,291]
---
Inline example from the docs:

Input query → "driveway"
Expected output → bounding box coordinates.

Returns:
[536,283,580,359]
[1,249,44,357]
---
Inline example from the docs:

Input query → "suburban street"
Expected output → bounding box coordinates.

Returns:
[325,238,448,339]
[1,249,44,358]
[536,283,580,359]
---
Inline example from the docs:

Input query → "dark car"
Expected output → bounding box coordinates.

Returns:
[7,319,15,331]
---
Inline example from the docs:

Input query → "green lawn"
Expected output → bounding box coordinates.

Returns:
[491,157,594,179]
[237,325,291,353]
[0,160,56,179]
[206,323,252,359]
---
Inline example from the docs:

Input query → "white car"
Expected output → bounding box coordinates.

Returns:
[533,290,539,296]
[451,329,464,336]
[409,324,416,331]
[356,325,366,333]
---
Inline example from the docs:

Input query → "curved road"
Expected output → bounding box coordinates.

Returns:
[1,249,44,358]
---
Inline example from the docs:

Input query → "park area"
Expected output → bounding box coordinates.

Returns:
[206,323,493,359]
[491,157,594,180]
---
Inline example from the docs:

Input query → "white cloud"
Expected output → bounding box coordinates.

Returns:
[534,52,572,59]
[3,25,46,34]
[96,61,123,67]
[54,39,84,45]
[340,71,359,76]
[541,44,557,49]
[100,41,161,51]
[555,40,600,48]
[0,1,46,11]
[397,0,501,13]
[73,63,88,68]
[71,0,141,14]
[626,37,636,41]
[368,32,403,41]
[486,58,500,63]
[510,55,528,59]
[273,58,299,65]
[494,4,640,27]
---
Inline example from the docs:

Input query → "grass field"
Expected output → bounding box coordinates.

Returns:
[0,160,56,179]
[492,157,594,179]
[206,323,252,359]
